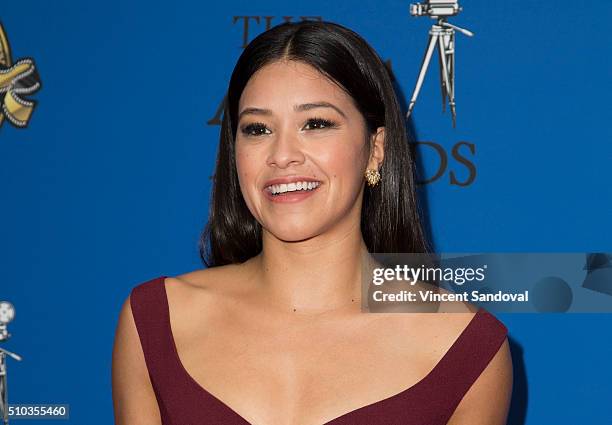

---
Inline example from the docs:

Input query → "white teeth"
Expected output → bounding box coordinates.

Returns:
[268,181,320,195]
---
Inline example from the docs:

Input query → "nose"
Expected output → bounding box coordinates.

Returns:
[266,129,306,169]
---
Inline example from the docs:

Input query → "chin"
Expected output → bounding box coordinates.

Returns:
[268,223,322,243]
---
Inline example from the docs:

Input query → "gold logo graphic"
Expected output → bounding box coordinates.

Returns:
[0,21,41,129]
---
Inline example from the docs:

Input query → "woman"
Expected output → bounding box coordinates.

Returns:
[112,20,512,425]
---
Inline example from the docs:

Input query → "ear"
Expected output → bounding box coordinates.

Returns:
[367,126,385,170]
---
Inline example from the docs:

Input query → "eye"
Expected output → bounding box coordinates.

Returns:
[303,117,338,131]
[240,122,271,137]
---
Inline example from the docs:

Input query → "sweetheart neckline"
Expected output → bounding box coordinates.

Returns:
[159,275,484,424]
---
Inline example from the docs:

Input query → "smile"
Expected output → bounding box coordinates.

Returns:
[263,180,322,204]
[266,181,321,195]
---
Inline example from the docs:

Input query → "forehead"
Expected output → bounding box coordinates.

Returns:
[238,60,355,112]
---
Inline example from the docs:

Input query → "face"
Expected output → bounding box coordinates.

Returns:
[235,60,384,242]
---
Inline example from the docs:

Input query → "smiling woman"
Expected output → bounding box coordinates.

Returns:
[232,59,387,243]
[112,20,512,425]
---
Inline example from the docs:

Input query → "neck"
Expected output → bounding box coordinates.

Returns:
[249,218,369,315]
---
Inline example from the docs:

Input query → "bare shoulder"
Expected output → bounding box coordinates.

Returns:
[167,262,245,290]
[371,280,480,368]
[164,260,255,304]
[382,282,511,424]
[408,280,481,335]
[111,265,240,423]
[370,277,482,346]
[111,263,254,424]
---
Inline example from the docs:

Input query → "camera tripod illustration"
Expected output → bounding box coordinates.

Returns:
[406,1,474,127]
[0,302,21,425]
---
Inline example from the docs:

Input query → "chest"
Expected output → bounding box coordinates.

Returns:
[170,312,440,425]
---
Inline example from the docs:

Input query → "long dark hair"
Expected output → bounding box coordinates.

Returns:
[200,20,430,267]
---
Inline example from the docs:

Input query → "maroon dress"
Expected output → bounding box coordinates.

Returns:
[130,276,508,425]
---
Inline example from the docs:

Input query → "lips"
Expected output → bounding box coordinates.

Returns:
[262,176,322,190]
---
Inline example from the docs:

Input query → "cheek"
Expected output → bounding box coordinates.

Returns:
[235,147,254,183]
[320,142,368,188]
[235,148,258,203]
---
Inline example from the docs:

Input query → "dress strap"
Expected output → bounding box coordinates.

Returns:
[130,276,170,359]
[129,276,180,399]
[421,308,508,412]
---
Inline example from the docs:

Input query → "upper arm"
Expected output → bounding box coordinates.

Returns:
[447,337,514,425]
[111,294,162,425]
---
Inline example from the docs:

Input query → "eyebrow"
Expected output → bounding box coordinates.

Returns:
[238,101,347,122]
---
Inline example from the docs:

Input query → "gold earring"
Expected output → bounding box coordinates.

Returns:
[364,168,381,187]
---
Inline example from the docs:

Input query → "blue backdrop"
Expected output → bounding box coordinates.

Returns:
[0,1,610,424]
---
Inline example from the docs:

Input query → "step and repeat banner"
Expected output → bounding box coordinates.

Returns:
[1,1,610,424]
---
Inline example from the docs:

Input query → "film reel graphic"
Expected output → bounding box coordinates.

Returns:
[0,22,42,130]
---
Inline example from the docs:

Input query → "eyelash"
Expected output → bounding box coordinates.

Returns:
[240,117,338,137]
